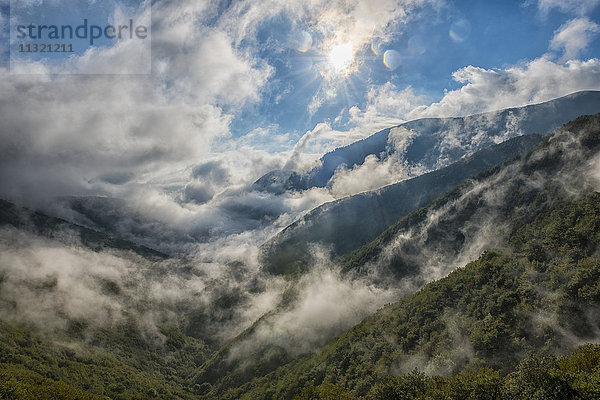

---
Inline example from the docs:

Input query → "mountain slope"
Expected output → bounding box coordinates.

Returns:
[236,182,600,399]
[254,90,600,193]
[260,134,543,275]
[340,113,600,280]
[197,113,600,399]
[0,199,168,260]
[0,203,215,399]
[0,115,598,400]
[0,318,210,400]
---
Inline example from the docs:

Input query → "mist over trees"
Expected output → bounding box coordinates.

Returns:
[1,103,600,399]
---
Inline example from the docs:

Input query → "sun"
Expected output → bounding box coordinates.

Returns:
[327,42,354,73]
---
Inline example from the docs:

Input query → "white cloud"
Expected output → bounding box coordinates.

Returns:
[280,85,425,172]
[537,0,600,15]
[219,0,440,47]
[410,57,600,118]
[0,0,275,207]
[0,0,444,210]
[0,74,234,206]
[349,83,427,129]
[153,28,273,106]
[329,126,422,197]
[229,261,398,358]
[329,154,410,197]
[550,17,600,61]
[217,0,442,83]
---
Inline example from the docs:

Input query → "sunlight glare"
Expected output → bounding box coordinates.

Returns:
[328,42,354,72]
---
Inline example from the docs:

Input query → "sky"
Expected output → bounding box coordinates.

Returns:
[0,0,599,247]
[228,0,600,140]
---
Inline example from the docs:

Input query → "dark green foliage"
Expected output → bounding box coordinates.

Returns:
[0,319,210,399]
[294,382,358,400]
[365,370,429,400]
[234,191,600,399]
[359,346,600,400]
[0,369,109,400]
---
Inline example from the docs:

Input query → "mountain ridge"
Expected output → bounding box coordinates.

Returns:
[254,90,600,193]
[195,113,600,398]
[0,198,168,260]
[218,113,600,400]
[260,134,544,275]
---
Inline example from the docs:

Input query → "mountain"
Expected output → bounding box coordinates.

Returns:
[46,196,209,255]
[339,113,600,279]
[196,114,600,399]
[254,90,600,193]
[45,92,600,258]
[211,113,600,399]
[0,198,167,260]
[240,193,600,400]
[260,134,543,275]
[1,114,599,400]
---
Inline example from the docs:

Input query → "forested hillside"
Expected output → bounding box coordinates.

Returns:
[260,134,543,275]
[187,114,600,398]
[1,114,599,400]
[234,191,600,399]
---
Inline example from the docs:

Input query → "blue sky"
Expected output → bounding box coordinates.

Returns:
[226,0,600,143]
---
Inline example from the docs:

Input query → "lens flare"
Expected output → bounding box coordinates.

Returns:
[408,35,427,56]
[383,49,401,70]
[294,31,313,52]
[449,19,472,42]
[328,42,354,72]
[371,37,385,55]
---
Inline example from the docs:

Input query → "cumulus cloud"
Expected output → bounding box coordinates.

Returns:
[217,0,441,62]
[550,18,600,61]
[179,160,233,205]
[183,182,216,205]
[410,57,600,118]
[192,160,231,184]
[0,0,276,209]
[153,27,272,106]
[0,74,234,207]
[348,83,427,130]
